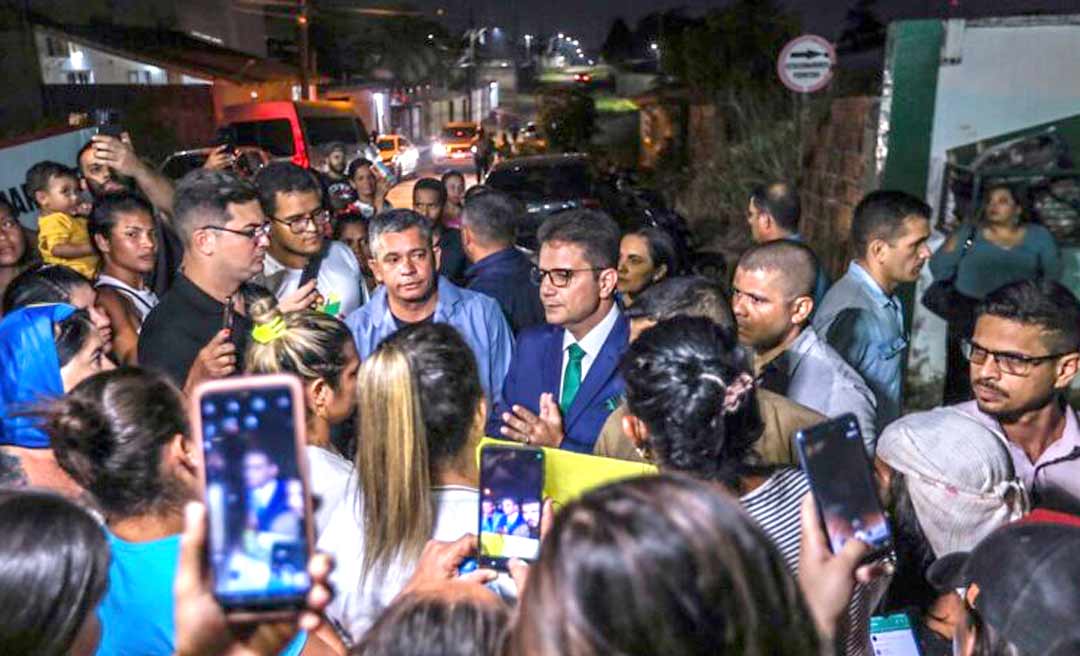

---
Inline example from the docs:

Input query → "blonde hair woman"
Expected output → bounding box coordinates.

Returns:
[245,291,360,535]
[317,322,490,643]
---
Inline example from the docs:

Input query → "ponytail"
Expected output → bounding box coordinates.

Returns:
[356,344,433,583]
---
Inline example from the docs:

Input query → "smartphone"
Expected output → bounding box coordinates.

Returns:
[190,374,315,620]
[478,444,545,571]
[869,612,924,656]
[222,295,235,333]
[795,414,892,559]
[97,124,125,138]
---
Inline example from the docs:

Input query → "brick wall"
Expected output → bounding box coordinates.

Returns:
[800,96,880,279]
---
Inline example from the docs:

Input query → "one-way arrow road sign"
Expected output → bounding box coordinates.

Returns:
[777,35,836,93]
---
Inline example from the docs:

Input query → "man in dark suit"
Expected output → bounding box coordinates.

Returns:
[461,189,545,334]
[243,449,291,532]
[489,210,627,453]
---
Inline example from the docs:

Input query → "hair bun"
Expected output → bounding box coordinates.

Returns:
[44,396,112,487]
[246,287,284,327]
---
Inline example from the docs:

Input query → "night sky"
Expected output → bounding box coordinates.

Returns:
[416,0,1079,48]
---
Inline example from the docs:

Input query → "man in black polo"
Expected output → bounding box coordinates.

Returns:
[138,170,269,391]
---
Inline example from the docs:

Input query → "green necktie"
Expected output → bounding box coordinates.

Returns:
[560,344,587,415]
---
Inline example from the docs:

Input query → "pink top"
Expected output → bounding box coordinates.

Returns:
[955,400,1080,515]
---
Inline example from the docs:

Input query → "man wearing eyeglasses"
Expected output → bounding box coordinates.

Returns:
[489,210,627,453]
[139,169,269,389]
[254,162,365,317]
[952,280,1080,514]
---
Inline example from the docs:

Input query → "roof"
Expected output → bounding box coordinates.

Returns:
[32,14,301,85]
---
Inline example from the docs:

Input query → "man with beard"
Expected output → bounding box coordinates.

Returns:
[323,142,349,183]
[344,209,512,405]
[952,280,1080,514]
[77,134,182,295]
[732,240,878,453]
[138,170,269,391]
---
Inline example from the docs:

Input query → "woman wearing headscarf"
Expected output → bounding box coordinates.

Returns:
[875,406,1028,645]
[0,304,114,494]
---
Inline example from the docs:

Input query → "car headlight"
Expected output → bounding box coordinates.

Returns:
[471,145,478,153]
[433,142,447,157]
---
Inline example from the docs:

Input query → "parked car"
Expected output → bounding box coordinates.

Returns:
[375,134,420,179]
[516,122,547,154]
[220,101,370,171]
[159,146,269,180]
[485,153,620,251]
[431,122,478,167]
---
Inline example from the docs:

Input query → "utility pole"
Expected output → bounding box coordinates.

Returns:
[298,0,311,99]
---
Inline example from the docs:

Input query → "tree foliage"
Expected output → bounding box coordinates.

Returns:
[538,89,597,152]
[601,18,634,64]
[313,14,460,87]
[659,0,800,99]
[837,0,887,54]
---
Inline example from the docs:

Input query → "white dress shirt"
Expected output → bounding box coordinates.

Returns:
[559,303,621,398]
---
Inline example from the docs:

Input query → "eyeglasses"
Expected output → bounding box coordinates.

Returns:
[530,266,604,288]
[197,223,271,241]
[272,209,332,234]
[961,338,1075,377]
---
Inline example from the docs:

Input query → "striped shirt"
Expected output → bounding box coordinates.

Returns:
[741,467,884,656]
[741,466,808,574]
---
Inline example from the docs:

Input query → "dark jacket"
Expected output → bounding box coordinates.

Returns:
[465,248,545,334]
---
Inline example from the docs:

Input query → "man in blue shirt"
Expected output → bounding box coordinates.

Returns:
[461,189,545,334]
[747,181,829,307]
[813,190,932,430]
[491,210,627,453]
[344,209,513,406]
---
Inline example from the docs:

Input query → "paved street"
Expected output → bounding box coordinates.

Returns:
[386,161,481,209]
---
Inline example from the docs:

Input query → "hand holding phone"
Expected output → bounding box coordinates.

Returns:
[190,374,315,620]
[478,445,545,571]
[795,414,892,559]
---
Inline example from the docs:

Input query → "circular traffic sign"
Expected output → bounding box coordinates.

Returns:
[777,35,836,93]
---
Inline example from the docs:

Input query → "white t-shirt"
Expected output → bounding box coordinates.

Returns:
[263,242,364,319]
[318,485,482,643]
[305,445,353,537]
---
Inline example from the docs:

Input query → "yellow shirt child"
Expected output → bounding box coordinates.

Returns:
[38,211,100,279]
[27,161,100,279]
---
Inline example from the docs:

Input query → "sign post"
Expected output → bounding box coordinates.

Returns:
[777,35,837,166]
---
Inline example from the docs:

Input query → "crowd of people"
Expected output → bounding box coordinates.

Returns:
[0,125,1078,656]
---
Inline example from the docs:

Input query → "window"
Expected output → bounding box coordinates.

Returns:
[67,71,90,84]
[230,119,295,157]
[441,125,477,140]
[486,163,593,202]
[302,117,361,147]
[377,138,395,151]
[127,70,140,84]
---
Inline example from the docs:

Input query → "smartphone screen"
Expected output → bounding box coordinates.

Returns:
[870,613,923,656]
[198,379,312,611]
[795,414,891,555]
[478,445,544,570]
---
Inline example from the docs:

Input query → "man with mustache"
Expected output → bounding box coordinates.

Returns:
[949,279,1080,514]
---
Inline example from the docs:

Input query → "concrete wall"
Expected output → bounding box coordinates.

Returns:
[800,97,881,279]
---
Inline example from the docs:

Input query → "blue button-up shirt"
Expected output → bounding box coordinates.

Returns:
[812,262,908,430]
[344,276,514,407]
